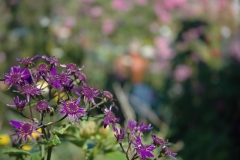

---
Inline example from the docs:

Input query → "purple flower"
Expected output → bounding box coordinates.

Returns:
[45,68,62,89]
[42,56,59,67]
[28,68,40,82]
[63,80,74,91]
[7,96,26,111]
[80,84,98,104]
[114,127,125,142]
[36,100,52,113]
[10,120,42,144]
[74,71,86,83]
[57,72,72,85]
[46,69,72,89]
[60,98,85,121]
[138,122,152,132]
[4,66,30,89]
[151,133,166,147]
[127,120,152,133]
[60,63,83,74]
[127,120,138,132]
[162,146,177,160]
[103,106,120,131]
[132,135,155,160]
[19,83,41,102]
[17,55,42,67]
[36,63,50,75]
[102,91,113,101]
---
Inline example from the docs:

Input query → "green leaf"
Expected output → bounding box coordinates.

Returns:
[54,123,72,135]
[105,151,126,160]
[94,154,106,160]
[31,153,41,160]
[68,139,85,147]
[2,148,31,156]
[103,137,117,150]
[52,134,61,146]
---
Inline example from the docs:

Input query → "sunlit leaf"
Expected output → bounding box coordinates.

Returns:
[54,123,72,135]
[52,134,61,146]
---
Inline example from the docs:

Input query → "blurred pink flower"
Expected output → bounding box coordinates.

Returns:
[173,65,192,82]
[163,0,186,10]
[149,61,170,75]
[218,0,227,10]
[154,37,175,60]
[64,17,76,29]
[89,6,103,18]
[112,0,132,12]
[182,28,201,41]
[102,19,116,35]
[230,39,240,60]
[153,2,171,22]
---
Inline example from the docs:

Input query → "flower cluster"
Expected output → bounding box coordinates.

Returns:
[106,120,177,160]
[1,55,176,160]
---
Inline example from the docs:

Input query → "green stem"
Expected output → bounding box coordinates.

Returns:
[41,144,45,160]
[39,114,68,129]
[87,101,105,112]
[47,146,52,160]
[119,143,130,160]
[28,101,33,121]
[131,153,138,160]
[20,112,29,119]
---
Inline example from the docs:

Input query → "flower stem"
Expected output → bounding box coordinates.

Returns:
[40,114,68,129]
[87,101,104,111]
[47,146,52,160]
[41,144,45,160]
[28,101,33,121]
[119,143,130,160]
[131,153,138,160]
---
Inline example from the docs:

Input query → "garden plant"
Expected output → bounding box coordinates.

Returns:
[0,55,176,160]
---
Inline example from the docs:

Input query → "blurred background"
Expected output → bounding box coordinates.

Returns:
[0,0,240,159]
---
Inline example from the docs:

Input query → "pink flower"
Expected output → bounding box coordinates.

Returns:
[111,0,132,12]
[173,65,192,82]
[154,37,175,60]
[64,17,76,29]
[89,6,103,18]
[153,2,171,22]
[102,19,116,35]
[230,40,240,60]
[163,0,186,10]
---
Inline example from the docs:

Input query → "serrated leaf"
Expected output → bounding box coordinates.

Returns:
[52,134,61,146]
[54,123,72,134]
[2,148,31,155]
